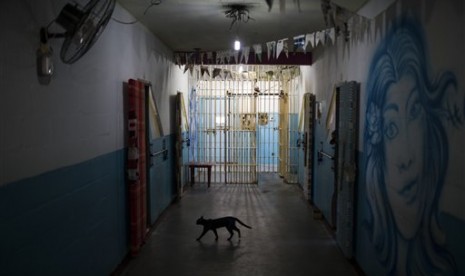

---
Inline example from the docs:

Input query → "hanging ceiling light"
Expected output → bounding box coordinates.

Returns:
[224,3,254,51]
[224,4,254,30]
[234,39,241,51]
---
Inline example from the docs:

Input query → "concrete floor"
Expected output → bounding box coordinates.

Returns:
[117,173,360,276]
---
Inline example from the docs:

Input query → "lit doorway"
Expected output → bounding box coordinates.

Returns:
[188,65,301,184]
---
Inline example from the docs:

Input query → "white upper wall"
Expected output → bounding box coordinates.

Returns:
[0,1,188,185]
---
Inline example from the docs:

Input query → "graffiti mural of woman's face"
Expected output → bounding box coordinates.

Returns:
[383,75,425,239]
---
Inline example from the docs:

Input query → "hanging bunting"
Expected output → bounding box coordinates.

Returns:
[233,50,239,64]
[283,38,289,58]
[266,41,276,60]
[307,33,315,49]
[305,33,313,51]
[293,34,306,52]
[200,66,210,79]
[351,15,359,42]
[241,46,250,64]
[224,69,232,80]
[367,18,374,42]
[186,52,195,65]
[213,68,222,79]
[360,17,369,41]
[359,17,366,41]
[153,52,160,64]
[283,39,289,58]
[276,39,284,59]
[222,51,229,64]
[174,53,182,68]
[276,38,289,59]
[226,50,233,64]
[200,52,205,65]
[223,51,228,64]
[314,31,323,46]
[207,52,213,63]
[320,31,327,46]
[217,51,225,64]
[183,64,194,76]
[253,44,262,62]
[220,51,225,64]
[327,28,336,45]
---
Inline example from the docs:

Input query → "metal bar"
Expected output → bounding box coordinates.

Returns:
[225,92,229,183]
[319,150,334,160]
[208,79,211,169]
[213,79,217,183]
[151,149,168,156]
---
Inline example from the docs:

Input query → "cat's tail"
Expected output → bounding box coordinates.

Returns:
[235,218,252,229]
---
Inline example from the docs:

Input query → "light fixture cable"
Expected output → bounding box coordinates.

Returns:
[112,0,162,25]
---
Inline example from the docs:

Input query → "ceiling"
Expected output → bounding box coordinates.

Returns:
[116,0,368,52]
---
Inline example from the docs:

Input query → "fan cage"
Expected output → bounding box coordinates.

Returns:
[60,0,115,64]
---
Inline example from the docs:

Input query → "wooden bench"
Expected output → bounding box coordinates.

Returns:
[188,163,213,188]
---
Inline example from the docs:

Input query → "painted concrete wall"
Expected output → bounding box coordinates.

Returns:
[304,0,465,274]
[0,1,188,275]
[0,0,187,185]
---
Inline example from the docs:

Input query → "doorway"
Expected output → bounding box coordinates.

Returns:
[188,65,301,184]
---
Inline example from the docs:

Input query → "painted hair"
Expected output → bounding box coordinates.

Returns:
[364,17,458,275]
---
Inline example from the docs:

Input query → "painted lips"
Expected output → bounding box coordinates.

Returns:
[399,177,418,205]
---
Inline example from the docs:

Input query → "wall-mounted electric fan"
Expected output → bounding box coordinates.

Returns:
[37,0,115,84]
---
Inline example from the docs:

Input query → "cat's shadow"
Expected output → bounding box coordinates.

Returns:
[197,239,241,251]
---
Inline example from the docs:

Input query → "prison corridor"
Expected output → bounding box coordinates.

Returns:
[115,173,360,276]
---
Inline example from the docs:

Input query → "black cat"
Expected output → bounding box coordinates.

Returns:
[196,216,252,241]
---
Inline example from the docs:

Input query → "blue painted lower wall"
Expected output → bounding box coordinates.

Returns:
[0,134,177,276]
[0,150,127,276]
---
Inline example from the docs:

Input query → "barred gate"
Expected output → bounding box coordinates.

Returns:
[190,65,299,184]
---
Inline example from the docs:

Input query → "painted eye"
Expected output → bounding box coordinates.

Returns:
[384,122,398,140]
[409,102,422,120]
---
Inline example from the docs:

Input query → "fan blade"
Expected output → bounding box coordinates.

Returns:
[60,0,115,64]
